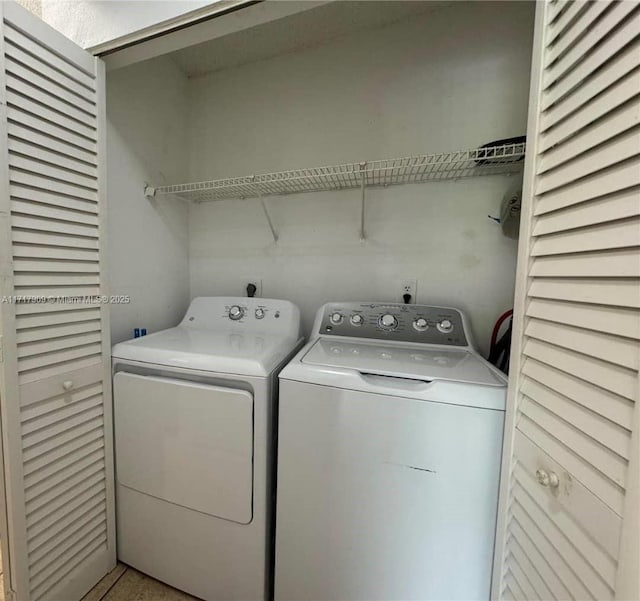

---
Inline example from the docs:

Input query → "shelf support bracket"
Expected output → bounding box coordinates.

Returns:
[260,196,278,243]
[144,184,156,198]
[359,162,367,240]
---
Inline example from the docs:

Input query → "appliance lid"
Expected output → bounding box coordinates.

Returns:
[301,338,506,387]
[112,326,300,377]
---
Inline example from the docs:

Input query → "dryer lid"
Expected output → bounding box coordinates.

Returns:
[301,338,506,387]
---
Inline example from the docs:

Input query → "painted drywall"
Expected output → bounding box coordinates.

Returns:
[107,56,191,344]
[41,0,214,49]
[187,1,535,354]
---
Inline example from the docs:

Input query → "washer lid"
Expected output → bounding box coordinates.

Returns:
[301,338,506,387]
[112,326,300,377]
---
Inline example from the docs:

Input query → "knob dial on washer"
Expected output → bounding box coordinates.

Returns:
[350,314,364,326]
[229,305,244,320]
[437,318,453,333]
[413,317,428,331]
[379,313,398,330]
[255,308,265,319]
[330,312,344,325]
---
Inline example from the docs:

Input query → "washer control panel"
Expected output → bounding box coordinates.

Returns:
[318,302,468,346]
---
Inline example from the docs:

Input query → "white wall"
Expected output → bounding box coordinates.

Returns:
[107,56,191,344]
[41,0,214,49]
[187,1,534,355]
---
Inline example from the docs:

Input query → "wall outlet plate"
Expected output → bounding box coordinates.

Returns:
[244,279,263,297]
[400,278,417,303]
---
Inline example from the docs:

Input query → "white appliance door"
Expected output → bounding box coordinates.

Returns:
[114,372,253,524]
[275,378,505,601]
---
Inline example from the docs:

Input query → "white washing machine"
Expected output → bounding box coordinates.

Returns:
[275,302,507,601]
[112,297,301,601]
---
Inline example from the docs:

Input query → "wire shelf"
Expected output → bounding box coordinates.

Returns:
[147,143,526,203]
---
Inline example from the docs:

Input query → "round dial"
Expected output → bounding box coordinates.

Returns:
[255,307,265,319]
[330,312,344,325]
[437,318,454,333]
[413,317,428,331]
[350,314,364,326]
[229,305,244,320]
[378,313,398,330]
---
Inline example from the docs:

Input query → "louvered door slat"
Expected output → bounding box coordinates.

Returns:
[7,105,98,153]
[10,154,98,190]
[7,92,97,143]
[546,0,588,45]
[529,248,639,277]
[511,502,610,601]
[525,318,639,368]
[539,99,640,170]
[526,298,640,339]
[8,138,98,178]
[13,244,100,262]
[540,68,640,154]
[24,467,105,528]
[544,1,638,88]
[536,129,640,194]
[498,4,640,599]
[3,23,95,86]
[7,121,97,166]
[534,157,640,214]
[6,73,97,128]
[3,39,96,102]
[522,359,635,428]
[505,574,526,601]
[509,553,540,601]
[528,277,640,308]
[544,1,612,65]
[10,183,98,214]
[533,187,640,235]
[10,171,99,202]
[5,56,96,114]
[541,41,640,132]
[541,7,640,105]
[0,4,114,600]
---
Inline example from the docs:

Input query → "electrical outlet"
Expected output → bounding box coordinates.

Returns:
[400,278,417,304]
[244,279,263,297]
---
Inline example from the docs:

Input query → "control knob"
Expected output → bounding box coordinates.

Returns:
[330,312,344,325]
[229,305,244,321]
[437,318,454,333]
[350,314,364,326]
[378,313,398,331]
[255,308,265,319]
[413,318,428,332]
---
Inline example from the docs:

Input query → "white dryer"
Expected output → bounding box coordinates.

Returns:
[275,302,506,601]
[112,297,301,601]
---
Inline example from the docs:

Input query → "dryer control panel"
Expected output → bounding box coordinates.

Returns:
[180,297,301,336]
[316,302,468,346]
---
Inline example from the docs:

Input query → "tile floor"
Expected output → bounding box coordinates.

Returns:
[0,554,190,601]
[83,564,200,601]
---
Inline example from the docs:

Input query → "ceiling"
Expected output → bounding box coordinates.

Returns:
[170,1,450,78]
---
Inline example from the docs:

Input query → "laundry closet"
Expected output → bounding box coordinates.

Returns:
[0,1,637,601]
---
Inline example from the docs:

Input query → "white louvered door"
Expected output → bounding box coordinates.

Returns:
[495,2,640,601]
[0,3,115,601]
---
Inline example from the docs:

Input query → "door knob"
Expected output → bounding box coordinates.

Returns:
[536,468,559,489]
